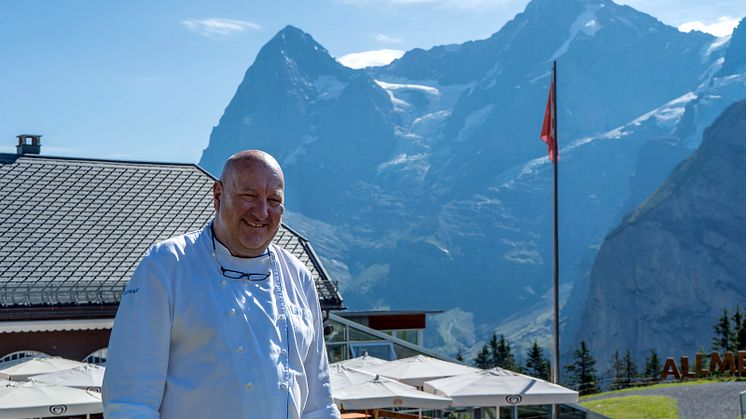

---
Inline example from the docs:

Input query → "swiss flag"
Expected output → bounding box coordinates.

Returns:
[540,78,557,162]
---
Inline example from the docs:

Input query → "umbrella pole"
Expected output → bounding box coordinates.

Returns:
[419,407,422,419]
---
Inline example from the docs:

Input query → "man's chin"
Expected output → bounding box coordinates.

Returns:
[237,239,270,256]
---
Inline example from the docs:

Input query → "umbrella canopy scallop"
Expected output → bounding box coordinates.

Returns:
[330,364,388,391]
[362,355,479,387]
[0,382,102,419]
[331,354,390,370]
[31,363,105,391]
[334,376,452,411]
[424,367,578,407]
[0,357,85,381]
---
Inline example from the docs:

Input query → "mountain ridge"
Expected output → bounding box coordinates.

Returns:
[197,0,735,359]
[575,98,746,365]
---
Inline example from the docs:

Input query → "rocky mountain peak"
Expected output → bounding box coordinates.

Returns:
[252,25,352,82]
[199,0,730,361]
[717,17,746,77]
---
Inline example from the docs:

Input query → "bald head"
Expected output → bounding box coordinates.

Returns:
[220,150,284,186]
[212,150,285,257]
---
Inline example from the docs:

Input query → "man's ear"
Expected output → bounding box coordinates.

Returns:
[212,181,223,213]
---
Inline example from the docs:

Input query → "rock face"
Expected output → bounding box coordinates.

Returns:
[563,17,746,358]
[197,0,730,356]
[717,18,746,78]
[576,98,746,366]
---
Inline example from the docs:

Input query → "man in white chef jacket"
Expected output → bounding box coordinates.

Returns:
[103,150,341,419]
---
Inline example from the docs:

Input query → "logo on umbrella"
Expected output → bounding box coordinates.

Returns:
[49,405,68,415]
[506,395,523,405]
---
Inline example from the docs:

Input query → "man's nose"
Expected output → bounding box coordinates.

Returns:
[251,200,269,219]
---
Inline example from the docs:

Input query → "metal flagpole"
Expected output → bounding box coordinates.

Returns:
[551,59,560,419]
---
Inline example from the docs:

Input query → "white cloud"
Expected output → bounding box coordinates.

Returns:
[337,49,405,69]
[374,33,403,44]
[182,18,261,38]
[678,16,740,37]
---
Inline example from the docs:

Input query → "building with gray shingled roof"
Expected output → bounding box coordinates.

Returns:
[0,136,442,367]
[0,137,343,362]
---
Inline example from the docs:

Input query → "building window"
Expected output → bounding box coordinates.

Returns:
[327,344,348,364]
[325,319,347,342]
[0,350,48,365]
[349,342,397,361]
[325,316,433,363]
[383,329,421,345]
[83,348,108,365]
[349,327,384,342]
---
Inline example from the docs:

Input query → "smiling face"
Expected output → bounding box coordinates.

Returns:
[212,151,285,257]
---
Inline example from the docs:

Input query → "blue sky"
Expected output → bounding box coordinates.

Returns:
[2,0,744,163]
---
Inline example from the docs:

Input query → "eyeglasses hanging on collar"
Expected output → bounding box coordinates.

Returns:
[210,223,271,281]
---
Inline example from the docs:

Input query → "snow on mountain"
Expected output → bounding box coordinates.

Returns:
[312,76,349,101]
[550,1,604,60]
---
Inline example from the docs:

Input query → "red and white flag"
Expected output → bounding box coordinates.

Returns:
[540,77,557,162]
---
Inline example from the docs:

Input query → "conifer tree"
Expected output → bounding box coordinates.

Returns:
[488,333,500,368]
[542,358,551,380]
[738,312,746,351]
[455,349,464,362]
[644,349,661,384]
[622,350,638,388]
[495,335,514,369]
[489,334,519,371]
[608,351,625,390]
[525,341,550,380]
[565,341,599,396]
[733,306,745,351]
[712,308,732,352]
[474,344,491,369]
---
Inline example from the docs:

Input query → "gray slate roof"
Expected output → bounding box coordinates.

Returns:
[0,154,343,310]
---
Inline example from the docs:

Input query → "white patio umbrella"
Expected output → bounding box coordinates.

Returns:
[31,363,105,391]
[362,355,480,387]
[0,382,102,419]
[330,364,385,391]
[334,376,452,411]
[423,367,578,407]
[0,357,85,381]
[332,354,390,370]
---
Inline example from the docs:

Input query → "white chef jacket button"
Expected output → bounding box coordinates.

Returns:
[236,345,244,352]
[281,349,287,355]
[245,382,253,390]
[221,279,228,286]
[229,308,237,316]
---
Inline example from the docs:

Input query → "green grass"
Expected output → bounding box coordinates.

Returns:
[580,377,744,400]
[581,395,678,419]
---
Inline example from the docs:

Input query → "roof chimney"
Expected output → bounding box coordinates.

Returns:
[16,134,42,156]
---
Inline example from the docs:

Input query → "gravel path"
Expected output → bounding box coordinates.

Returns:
[583,381,746,419]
